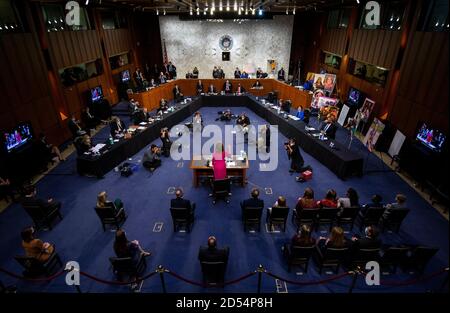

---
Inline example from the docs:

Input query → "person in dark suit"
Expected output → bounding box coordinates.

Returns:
[351,226,381,250]
[192,67,199,79]
[240,188,264,210]
[207,84,217,94]
[278,67,285,81]
[212,66,219,79]
[171,188,196,214]
[134,68,146,87]
[68,114,86,138]
[252,80,263,89]
[236,113,250,128]
[223,80,233,94]
[256,68,263,78]
[320,115,337,140]
[198,236,229,263]
[172,84,184,102]
[81,107,99,130]
[217,66,225,79]
[196,80,204,95]
[236,83,246,94]
[382,194,407,219]
[234,67,241,78]
[285,138,304,173]
[359,194,384,217]
[132,108,150,125]
[21,185,61,214]
[167,62,177,79]
[110,116,126,137]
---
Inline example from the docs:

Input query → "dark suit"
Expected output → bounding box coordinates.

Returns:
[237,116,250,127]
[207,86,217,94]
[240,198,264,209]
[82,111,99,130]
[110,120,126,137]
[234,70,241,78]
[196,83,204,95]
[223,82,233,94]
[172,86,183,102]
[132,110,149,125]
[171,198,195,212]
[278,69,285,80]
[353,237,381,250]
[236,86,246,93]
[320,122,337,140]
[198,246,229,263]
[68,119,84,138]
[22,196,61,212]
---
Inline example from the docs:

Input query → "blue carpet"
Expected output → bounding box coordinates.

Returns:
[0,105,448,293]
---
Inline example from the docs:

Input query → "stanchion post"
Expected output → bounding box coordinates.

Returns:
[348,267,361,294]
[157,265,167,293]
[256,264,264,294]
[439,268,449,293]
[75,285,82,293]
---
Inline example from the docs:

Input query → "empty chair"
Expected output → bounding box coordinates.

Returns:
[314,247,349,274]
[15,248,62,277]
[406,246,439,274]
[109,254,149,281]
[200,261,227,286]
[283,245,315,273]
[211,178,231,204]
[356,207,385,231]
[350,248,380,269]
[292,208,319,229]
[22,204,62,231]
[170,207,194,232]
[380,208,410,233]
[241,206,263,232]
[337,206,360,230]
[380,246,410,274]
[316,207,339,231]
[266,206,290,232]
[95,206,127,231]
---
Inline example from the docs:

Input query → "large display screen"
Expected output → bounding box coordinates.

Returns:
[3,122,34,153]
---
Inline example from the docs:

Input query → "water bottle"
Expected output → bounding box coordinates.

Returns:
[109,135,114,145]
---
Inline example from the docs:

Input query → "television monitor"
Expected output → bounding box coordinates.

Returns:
[348,87,362,107]
[415,122,446,152]
[3,122,34,153]
[120,70,130,82]
[91,86,103,102]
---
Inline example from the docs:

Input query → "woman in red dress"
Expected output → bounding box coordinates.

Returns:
[212,143,230,180]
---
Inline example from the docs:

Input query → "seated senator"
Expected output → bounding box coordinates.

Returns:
[172,84,184,102]
[223,80,233,94]
[110,116,126,137]
[21,226,55,263]
[207,84,217,94]
[252,80,263,89]
[236,83,246,94]
[196,80,204,95]
[158,98,169,113]
[198,236,229,264]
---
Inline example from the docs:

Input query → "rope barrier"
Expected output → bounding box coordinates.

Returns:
[264,270,351,286]
[79,270,157,286]
[0,267,65,282]
[380,268,448,287]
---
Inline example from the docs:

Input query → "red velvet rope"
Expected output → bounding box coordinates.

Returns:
[264,270,351,286]
[166,270,256,288]
[0,267,65,282]
[380,268,448,287]
[79,270,157,286]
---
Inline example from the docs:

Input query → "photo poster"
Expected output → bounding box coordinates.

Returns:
[337,104,350,126]
[358,98,376,122]
[267,60,277,74]
[310,89,326,109]
[363,118,386,152]
[317,96,338,108]
[323,73,337,94]
[312,74,326,90]
[388,130,406,157]
[306,72,315,82]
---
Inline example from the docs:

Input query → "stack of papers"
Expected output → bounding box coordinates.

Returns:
[288,115,300,121]
[139,122,147,126]
[137,126,146,130]
[91,144,106,153]
[305,126,316,131]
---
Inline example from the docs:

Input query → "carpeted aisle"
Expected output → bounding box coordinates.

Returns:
[0,105,448,293]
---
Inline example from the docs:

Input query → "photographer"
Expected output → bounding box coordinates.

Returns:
[160,128,172,157]
[285,138,310,174]
[142,144,162,171]
[215,109,233,122]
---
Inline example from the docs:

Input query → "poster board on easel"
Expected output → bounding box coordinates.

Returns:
[363,118,386,152]
[388,130,406,157]
[337,104,350,126]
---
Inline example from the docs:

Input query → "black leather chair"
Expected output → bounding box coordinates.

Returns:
[266,206,289,232]
[316,207,339,232]
[380,208,410,233]
[380,246,410,274]
[95,206,127,231]
[350,248,380,269]
[22,204,62,231]
[15,248,62,277]
[406,246,439,274]
[283,244,315,272]
[211,178,231,204]
[337,206,360,230]
[314,247,349,274]
[292,208,319,229]
[109,254,149,281]
[356,207,385,231]
[200,261,227,286]
[241,206,263,232]
[170,207,194,232]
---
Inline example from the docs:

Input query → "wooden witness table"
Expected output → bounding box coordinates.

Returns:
[190,155,249,187]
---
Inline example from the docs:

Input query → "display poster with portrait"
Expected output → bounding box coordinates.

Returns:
[363,118,386,152]
[310,89,326,109]
[358,98,376,123]
[317,96,338,108]
[312,74,326,90]
[323,74,337,94]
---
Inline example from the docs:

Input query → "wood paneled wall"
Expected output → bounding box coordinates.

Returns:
[104,29,132,57]
[390,32,449,137]
[348,29,401,69]
[48,30,102,69]
[321,28,347,57]
[0,33,64,144]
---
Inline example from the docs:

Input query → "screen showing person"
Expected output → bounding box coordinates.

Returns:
[415,123,446,152]
[121,70,130,82]
[91,86,103,102]
[3,122,34,153]
[348,87,362,106]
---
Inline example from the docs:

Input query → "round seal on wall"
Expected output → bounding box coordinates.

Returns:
[219,35,233,51]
